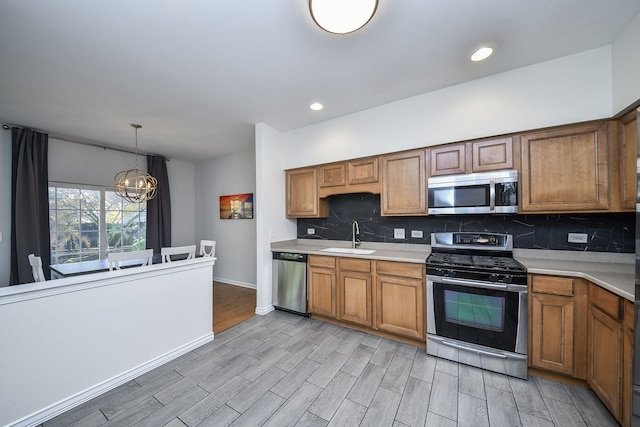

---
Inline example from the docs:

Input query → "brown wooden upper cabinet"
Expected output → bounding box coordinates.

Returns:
[286,166,328,218]
[617,111,637,211]
[318,157,381,198]
[520,122,611,213]
[428,137,514,177]
[381,149,427,216]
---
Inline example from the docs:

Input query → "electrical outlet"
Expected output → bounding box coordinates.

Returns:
[394,228,405,239]
[411,230,423,238]
[307,228,315,235]
[568,233,588,243]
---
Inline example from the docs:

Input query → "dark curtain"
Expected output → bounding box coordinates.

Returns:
[10,128,50,284]
[146,155,171,253]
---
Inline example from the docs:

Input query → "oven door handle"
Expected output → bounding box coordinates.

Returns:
[441,340,508,359]
[439,276,508,290]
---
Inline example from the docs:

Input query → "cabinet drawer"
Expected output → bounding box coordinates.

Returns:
[531,275,574,296]
[376,261,423,279]
[309,255,336,269]
[339,258,371,273]
[590,284,620,319]
[624,300,634,330]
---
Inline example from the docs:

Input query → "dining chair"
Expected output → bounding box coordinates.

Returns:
[199,240,216,258]
[28,253,46,282]
[107,249,154,271]
[161,245,196,263]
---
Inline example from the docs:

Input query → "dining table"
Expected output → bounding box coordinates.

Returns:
[49,253,194,279]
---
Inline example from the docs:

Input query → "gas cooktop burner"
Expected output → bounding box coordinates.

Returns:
[426,232,527,284]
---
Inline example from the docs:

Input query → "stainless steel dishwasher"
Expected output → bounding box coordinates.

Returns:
[272,252,309,316]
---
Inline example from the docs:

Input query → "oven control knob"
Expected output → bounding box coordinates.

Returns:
[445,270,456,278]
[503,275,513,284]
[489,274,499,282]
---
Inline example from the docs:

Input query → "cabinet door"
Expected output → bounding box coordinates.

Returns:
[622,326,633,427]
[375,274,424,339]
[618,112,637,211]
[429,143,467,176]
[308,266,337,318]
[381,149,427,216]
[286,167,328,218]
[520,122,610,212]
[338,270,372,327]
[471,137,514,172]
[587,305,622,419]
[319,163,346,188]
[348,157,379,185]
[530,293,575,375]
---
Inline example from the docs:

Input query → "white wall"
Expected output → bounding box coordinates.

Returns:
[0,130,11,286]
[255,123,297,313]
[195,149,257,288]
[0,258,214,427]
[255,45,633,312]
[278,47,614,169]
[613,12,640,114]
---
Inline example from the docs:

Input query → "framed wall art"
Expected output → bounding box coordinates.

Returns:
[220,193,254,219]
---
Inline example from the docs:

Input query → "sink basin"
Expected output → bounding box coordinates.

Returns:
[319,247,376,255]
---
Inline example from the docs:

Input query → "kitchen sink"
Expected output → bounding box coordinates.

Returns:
[319,247,376,255]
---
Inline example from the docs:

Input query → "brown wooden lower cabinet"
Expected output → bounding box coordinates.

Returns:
[588,304,623,419]
[308,256,425,342]
[375,273,424,339]
[338,258,373,327]
[528,275,586,378]
[528,275,633,426]
[307,256,337,318]
[586,283,633,427]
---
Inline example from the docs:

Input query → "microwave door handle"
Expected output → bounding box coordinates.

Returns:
[489,180,496,211]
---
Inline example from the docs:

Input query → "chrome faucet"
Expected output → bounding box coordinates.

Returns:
[352,220,361,248]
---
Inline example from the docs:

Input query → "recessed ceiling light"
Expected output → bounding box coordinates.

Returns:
[471,46,493,62]
[310,102,324,111]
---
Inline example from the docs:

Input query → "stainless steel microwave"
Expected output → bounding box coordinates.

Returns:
[427,169,518,214]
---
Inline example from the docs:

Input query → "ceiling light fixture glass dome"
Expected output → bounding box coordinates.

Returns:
[309,0,378,34]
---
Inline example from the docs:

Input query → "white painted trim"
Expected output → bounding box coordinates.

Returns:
[8,333,214,427]
[255,304,275,315]
[215,276,256,289]
[0,257,216,305]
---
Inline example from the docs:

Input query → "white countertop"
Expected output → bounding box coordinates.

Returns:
[272,239,635,301]
[514,249,634,301]
[271,239,430,264]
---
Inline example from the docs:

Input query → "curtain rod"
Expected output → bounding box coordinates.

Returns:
[2,124,170,161]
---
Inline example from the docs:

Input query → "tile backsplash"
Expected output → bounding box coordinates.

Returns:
[297,193,635,253]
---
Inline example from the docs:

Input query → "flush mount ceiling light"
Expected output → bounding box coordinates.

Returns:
[310,102,324,111]
[471,46,494,62]
[114,124,158,203]
[309,0,378,34]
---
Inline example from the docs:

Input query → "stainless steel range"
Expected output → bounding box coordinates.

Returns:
[426,232,528,379]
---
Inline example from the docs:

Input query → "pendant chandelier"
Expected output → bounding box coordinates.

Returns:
[114,123,158,203]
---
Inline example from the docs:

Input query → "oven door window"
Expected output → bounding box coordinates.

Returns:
[433,282,519,352]
[429,185,489,208]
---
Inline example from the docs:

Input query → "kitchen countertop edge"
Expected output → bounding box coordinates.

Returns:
[270,239,430,264]
[270,240,634,301]
[514,249,634,301]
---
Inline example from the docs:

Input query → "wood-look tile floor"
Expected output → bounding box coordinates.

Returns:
[44,311,620,427]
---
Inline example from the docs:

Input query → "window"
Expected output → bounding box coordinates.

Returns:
[49,184,147,264]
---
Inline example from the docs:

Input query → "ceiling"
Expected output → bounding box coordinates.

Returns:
[1,1,639,161]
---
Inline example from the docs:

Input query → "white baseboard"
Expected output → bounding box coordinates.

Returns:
[214,276,256,289]
[9,333,214,427]
[255,304,274,315]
